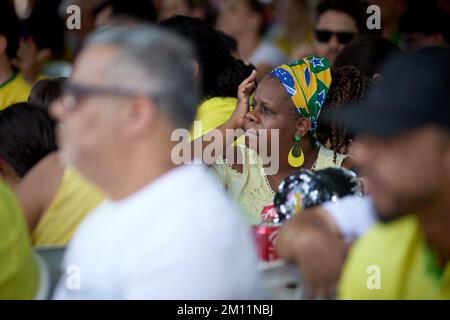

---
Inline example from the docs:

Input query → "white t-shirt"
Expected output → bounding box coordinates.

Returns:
[322,196,378,242]
[53,165,262,299]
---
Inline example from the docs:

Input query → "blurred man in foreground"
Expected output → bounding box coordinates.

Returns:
[278,48,450,299]
[337,48,450,299]
[51,25,261,299]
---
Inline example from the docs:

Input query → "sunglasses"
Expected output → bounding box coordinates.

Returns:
[61,82,158,111]
[315,29,356,45]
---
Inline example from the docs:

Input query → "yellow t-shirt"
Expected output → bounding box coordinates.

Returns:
[338,215,450,299]
[191,97,237,140]
[210,145,345,225]
[0,73,32,110]
[32,167,105,247]
[0,180,38,299]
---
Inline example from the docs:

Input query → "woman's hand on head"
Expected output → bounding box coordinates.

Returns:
[227,69,257,129]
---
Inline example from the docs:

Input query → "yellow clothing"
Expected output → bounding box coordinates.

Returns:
[191,97,237,140]
[0,180,38,299]
[0,73,32,110]
[32,167,105,247]
[338,215,450,300]
[210,145,344,225]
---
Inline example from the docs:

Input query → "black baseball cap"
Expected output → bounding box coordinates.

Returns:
[328,47,450,137]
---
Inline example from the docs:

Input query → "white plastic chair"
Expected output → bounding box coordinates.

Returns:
[33,246,66,300]
[33,251,51,300]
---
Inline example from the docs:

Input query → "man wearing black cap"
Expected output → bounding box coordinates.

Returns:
[336,47,450,299]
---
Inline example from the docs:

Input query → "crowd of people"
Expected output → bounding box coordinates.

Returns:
[0,0,449,300]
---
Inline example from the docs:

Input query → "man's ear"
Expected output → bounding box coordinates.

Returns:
[123,96,158,138]
[0,36,7,55]
[295,117,312,137]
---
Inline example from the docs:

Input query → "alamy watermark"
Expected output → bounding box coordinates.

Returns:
[66,5,81,30]
[366,5,381,30]
[65,265,82,290]
[64,5,382,31]
[171,121,280,175]
[366,265,382,290]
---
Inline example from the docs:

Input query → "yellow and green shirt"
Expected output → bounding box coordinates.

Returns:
[339,214,450,299]
[0,180,38,299]
[0,73,32,110]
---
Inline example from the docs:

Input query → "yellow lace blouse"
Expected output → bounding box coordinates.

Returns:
[210,145,345,225]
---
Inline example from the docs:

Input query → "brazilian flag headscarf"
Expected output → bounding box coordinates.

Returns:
[270,56,332,141]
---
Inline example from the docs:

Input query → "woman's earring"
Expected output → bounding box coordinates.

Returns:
[288,134,304,168]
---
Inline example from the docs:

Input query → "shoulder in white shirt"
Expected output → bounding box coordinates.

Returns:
[322,195,377,242]
[53,165,262,299]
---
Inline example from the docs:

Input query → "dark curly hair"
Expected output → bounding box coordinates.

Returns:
[317,66,372,162]
[334,34,402,77]
[159,15,255,99]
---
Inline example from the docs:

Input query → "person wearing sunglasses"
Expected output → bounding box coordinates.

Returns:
[313,0,368,65]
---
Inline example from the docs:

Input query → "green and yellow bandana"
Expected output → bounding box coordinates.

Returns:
[270,56,332,137]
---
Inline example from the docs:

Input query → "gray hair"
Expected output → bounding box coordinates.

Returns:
[84,24,200,130]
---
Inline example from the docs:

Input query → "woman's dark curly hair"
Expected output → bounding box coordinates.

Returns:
[160,16,255,99]
[317,66,372,162]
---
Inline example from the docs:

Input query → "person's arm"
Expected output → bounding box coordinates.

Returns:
[189,70,257,168]
[276,196,377,299]
[276,206,348,300]
[15,152,64,231]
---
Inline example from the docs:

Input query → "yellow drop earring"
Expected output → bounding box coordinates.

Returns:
[288,134,304,168]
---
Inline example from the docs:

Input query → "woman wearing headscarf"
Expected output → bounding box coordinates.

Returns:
[193,56,351,224]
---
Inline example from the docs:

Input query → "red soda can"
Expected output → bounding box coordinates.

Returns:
[255,204,281,261]
[260,204,278,223]
[254,222,281,261]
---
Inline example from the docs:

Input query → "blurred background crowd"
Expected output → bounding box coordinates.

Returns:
[1,0,449,92]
